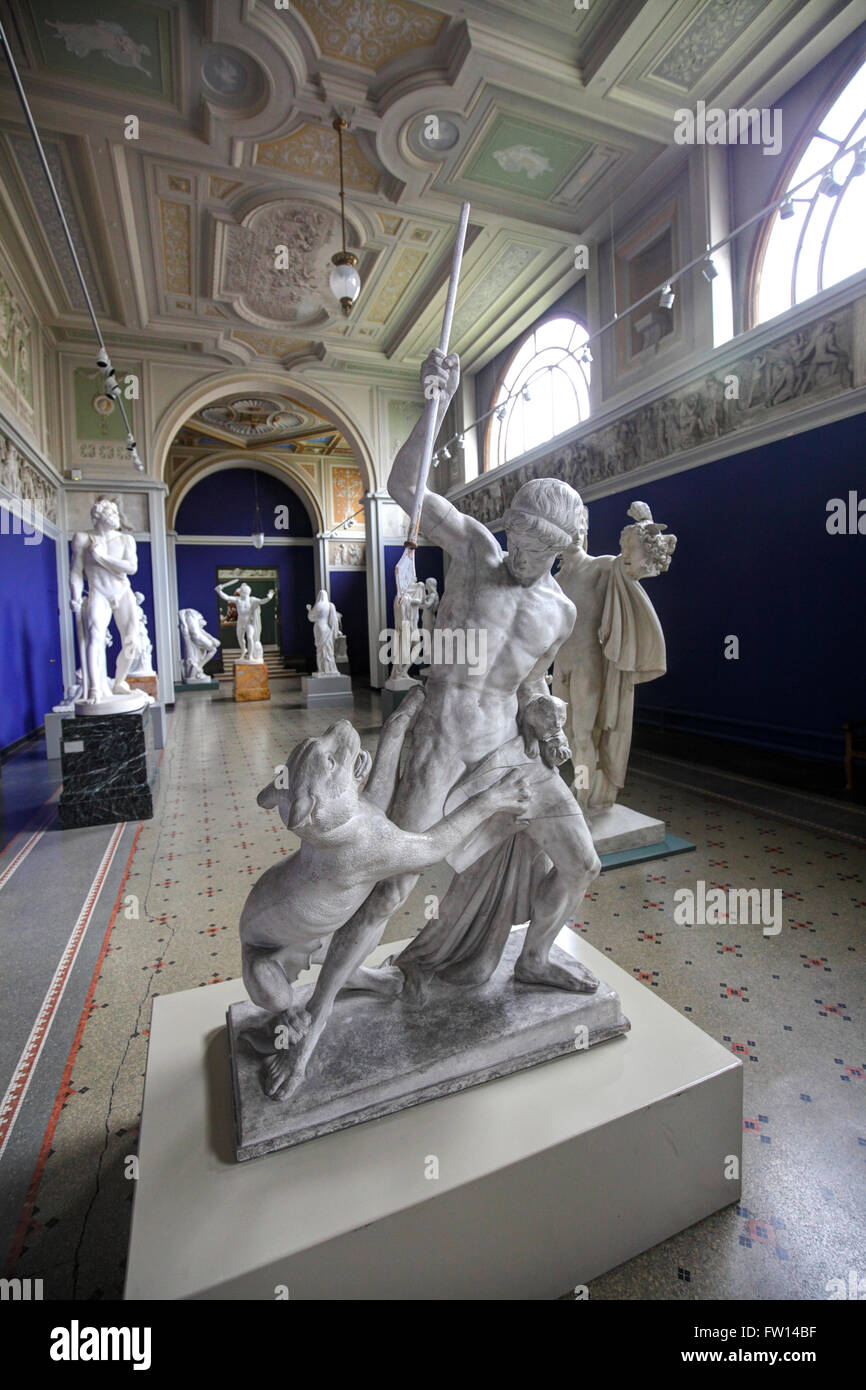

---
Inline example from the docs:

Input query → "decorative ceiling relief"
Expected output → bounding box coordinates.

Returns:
[160,200,192,296]
[8,136,104,314]
[0,270,34,412]
[461,114,592,201]
[365,247,426,325]
[26,0,174,100]
[231,330,312,358]
[293,0,444,68]
[210,176,243,201]
[650,0,772,89]
[255,125,379,192]
[200,398,304,438]
[447,243,538,345]
[216,200,341,327]
[201,45,263,106]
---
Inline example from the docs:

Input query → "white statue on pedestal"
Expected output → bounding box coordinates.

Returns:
[421,577,439,638]
[245,346,603,1101]
[68,497,151,715]
[178,608,220,682]
[129,592,155,677]
[385,578,425,688]
[306,589,341,676]
[552,501,676,810]
[216,580,274,663]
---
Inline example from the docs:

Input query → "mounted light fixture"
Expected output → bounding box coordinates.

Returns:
[701,256,719,281]
[779,198,795,220]
[852,142,866,178]
[495,405,507,422]
[659,283,675,309]
[818,171,842,197]
[329,117,361,316]
[580,345,593,365]
[521,385,532,403]
[251,470,265,550]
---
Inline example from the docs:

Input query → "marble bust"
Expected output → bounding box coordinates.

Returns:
[306,590,341,676]
[216,580,274,663]
[68,497,151,715]
[178,608,220,682]
[553,501,676,809]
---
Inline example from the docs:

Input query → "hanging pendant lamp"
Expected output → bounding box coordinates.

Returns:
[329,117,361,316]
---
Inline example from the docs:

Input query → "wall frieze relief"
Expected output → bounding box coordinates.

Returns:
[455,305,858,526]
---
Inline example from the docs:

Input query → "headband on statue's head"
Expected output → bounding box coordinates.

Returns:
[501,504,576,551]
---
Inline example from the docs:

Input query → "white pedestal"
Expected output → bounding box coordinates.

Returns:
[44,709,69,759]
[125,932,742,1301]
[587,803,666,855]
[302,674,353,707]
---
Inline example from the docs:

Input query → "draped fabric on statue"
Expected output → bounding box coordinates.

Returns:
[592,555,667,804]
[396,833,552,988]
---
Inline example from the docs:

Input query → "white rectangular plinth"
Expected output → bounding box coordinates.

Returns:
[125,933,741,1301]
[302,674,353,707]
[44,710,66,759]
[588,803,666,854]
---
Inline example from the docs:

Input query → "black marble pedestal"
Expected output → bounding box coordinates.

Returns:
[58,709,156,828]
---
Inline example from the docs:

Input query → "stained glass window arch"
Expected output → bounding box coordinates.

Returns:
[753,57,866,325]
[485,315,591,471]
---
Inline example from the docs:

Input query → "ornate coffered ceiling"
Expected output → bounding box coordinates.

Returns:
[0,0,858,377]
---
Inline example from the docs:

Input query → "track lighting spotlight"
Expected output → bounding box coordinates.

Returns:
[852,143,866,178]
[659,283,675,310]
[521,385,532,403]
[701,256,718,282]
[779,198,795,220]
[580,345,593,365]
[819,172,841,197]
[495,405,507,422]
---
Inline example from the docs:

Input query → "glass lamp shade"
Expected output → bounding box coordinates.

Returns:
[330,252,361,315]
[251,531,265,550]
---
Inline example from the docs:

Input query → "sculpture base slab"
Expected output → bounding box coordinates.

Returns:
[125,931,741,1300]
[587,802,666,855]
[174,679,219,692]
[128,674,159,700]
[227,928,630,1161]
[234,662,270,702]
[73,689,151,717]
[58,708,156,828]
[301,674,353,707]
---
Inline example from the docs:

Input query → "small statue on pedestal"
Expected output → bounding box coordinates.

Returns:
[178,608,220,682]
[306,589,341,676]
[216,580,274,663]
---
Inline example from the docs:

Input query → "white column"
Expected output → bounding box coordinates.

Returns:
[364,491,388,688]
[314,533,329,596]
[54,491,76,692]
[147,487,176,701]
[166,530,180,675]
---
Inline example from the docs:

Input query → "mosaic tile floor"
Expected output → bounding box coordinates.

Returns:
[2,685,864,1300]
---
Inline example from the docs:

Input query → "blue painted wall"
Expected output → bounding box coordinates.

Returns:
[330,570,369,677]
[175,467,313,537]
[581,413,866,761]
[176,543,316,666]
[176,468,317,667]
[0,527,62,748]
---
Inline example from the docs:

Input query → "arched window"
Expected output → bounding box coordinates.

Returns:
[485,315,591,471]
[753,57,866,325]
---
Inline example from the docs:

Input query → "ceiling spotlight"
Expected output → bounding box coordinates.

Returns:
[779,198,795,220]
[456,433,465,447]
[521,385,532,403]
[852,143,866,178]
[439,445,452,462]
[659,283,675,310]
[495,405,507,422]
[432,451,441,468]
[580,345,593,365]
[701,256,718,282]
[818,171,842,197]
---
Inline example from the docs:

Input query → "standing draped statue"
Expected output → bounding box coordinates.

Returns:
[552,501,676,810]
[306,589,341,676]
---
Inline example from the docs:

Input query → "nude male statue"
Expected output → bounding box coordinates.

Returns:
[267,347,601,1100]
[215,580,274,662]
[69,497,142,705]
